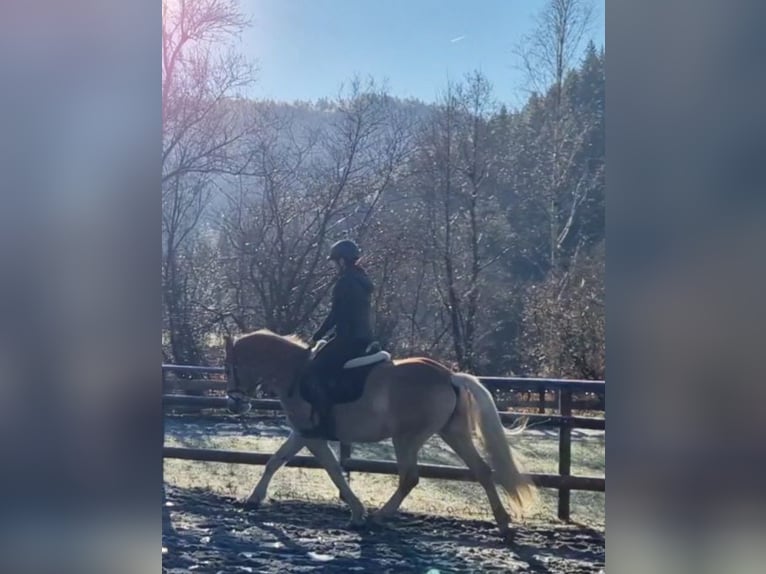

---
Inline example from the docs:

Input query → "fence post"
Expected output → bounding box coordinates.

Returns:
[339,442,352,500]
[558,387,572,521]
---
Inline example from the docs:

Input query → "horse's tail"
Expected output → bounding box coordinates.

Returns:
[451,372,537,517]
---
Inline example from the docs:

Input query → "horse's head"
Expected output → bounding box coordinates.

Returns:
[224,329,311,414]
[224,335,252,414]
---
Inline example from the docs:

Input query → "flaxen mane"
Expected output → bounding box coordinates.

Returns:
[240,328,309,349]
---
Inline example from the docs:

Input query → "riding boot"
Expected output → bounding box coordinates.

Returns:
[315,391,336,440]
[299,379,336,440]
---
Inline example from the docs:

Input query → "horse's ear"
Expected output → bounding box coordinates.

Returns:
[224,335,234,356]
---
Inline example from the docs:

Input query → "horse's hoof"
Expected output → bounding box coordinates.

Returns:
[347,513,367,530]
[242,496,264,509]
[499,526,515,544]
[368,512,386,524]
[370,509,396,523]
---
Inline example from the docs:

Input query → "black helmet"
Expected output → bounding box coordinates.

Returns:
[329,239,360,262]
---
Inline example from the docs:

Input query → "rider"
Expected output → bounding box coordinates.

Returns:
[302,239,375,438]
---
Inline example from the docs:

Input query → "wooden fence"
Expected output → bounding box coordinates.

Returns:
[162,364,605,521]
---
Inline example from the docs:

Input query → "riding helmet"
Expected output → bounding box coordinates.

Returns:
[329,239,361,262]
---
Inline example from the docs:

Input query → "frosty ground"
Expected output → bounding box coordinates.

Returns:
[163,414,604,572]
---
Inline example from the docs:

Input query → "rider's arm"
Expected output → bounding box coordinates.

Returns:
[312,275,351,342]
[312,307,336,342]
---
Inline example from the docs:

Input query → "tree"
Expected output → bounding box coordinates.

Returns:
[516,0,595,102]
[513,0,597,273]
[161,0,257,364]
[216,79,415,339]
[409,72,509,371]
[511,16,605,379]
[520,239,604,379]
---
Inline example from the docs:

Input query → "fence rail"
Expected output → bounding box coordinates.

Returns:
[161,363,606,394]
[162,363,605,521]
[163,446,605,492]
[162,394,605,431]
[163,377,604,411]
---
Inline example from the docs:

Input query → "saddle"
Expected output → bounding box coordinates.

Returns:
[302,340,391,405]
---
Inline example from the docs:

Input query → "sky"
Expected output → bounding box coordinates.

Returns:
[241,0,605,108]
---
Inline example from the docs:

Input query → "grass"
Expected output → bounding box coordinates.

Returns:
[163,414,604,529]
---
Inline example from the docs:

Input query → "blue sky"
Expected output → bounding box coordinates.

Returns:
[241,0,604,108]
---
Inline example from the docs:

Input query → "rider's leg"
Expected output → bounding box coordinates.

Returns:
[301,338,372,439]
[301,338,346,438]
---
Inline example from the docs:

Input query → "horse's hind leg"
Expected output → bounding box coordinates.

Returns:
[375,431,431,519]
[244,431,304,508]
[439,425,512,538]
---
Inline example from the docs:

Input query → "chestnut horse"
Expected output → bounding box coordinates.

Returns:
[224,329,536,538]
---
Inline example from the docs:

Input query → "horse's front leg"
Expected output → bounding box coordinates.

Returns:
[303,439,366,526]
[244,431,304,508]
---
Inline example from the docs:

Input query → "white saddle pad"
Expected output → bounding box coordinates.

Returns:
[343,351,391,369]
[310,339,390,368]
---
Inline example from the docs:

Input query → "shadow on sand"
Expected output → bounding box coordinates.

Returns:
[162,484,604,573]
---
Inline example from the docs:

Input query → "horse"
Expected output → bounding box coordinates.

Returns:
[223,328,536,539]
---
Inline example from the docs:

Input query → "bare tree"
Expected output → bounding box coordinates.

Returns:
[217,79,415,338]
[516,0,595,101]
[410,72,507,371]
[162,0,257,364]
[520,240,604,379]
[511,3,604,382]
[514,0,596,273]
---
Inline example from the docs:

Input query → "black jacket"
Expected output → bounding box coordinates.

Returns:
[313,265,374,343]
